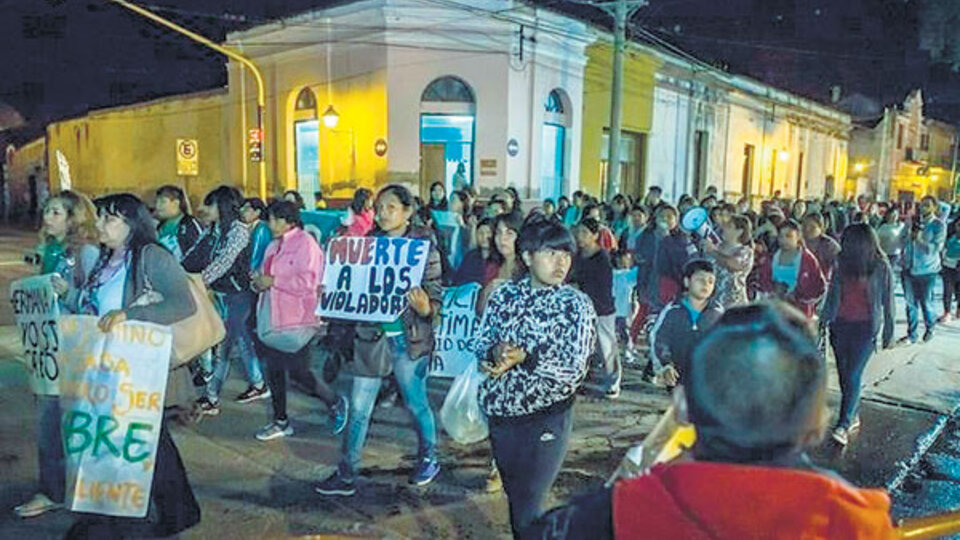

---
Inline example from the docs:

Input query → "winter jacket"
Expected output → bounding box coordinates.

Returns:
[523,461,896,540]
[473,277,596,421]
[757,247,826,318]
[904,215,947,276]
[260,227,324,330]
[821,260,895,348]
[648,298,724,379]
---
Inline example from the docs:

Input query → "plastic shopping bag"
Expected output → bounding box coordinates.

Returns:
[440,362,489,444]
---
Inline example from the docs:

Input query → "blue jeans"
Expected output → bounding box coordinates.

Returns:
[489,406,574,535]
[338,334,436,479]
[37,394,65,502]
[206,292,263,401]
[904,272,937,339]
[830,320,875,429]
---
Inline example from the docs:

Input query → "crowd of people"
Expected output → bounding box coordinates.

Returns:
[14,177,960,538]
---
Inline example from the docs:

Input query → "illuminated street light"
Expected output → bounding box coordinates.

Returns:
[854,162,866,173]
[778,151,790,162]
[322,105,340,128]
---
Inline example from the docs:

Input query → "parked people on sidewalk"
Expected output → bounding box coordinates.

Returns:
[821,223,895,446]
[474,215,597,536]
[241,197,272,273]
[524,302,898,540]
[252,200,348,441]
[154,185,204,263]
[194,186,268,416]
[67,193,200,538]
[14,190,99,519]
[315,184,442,497]
[648,259,723,388]
[899,196,947,344]
[756,220,826,319]
[570,217,620,398]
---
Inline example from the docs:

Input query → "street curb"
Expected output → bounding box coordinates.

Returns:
[886,413,953,492]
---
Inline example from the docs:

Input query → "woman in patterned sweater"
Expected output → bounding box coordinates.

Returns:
[473,215,597,536]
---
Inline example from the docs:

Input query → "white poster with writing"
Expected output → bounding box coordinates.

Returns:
[10,274,61,395]
[59,315,172,518]
[430,283,482,378]
[317,236,429,323]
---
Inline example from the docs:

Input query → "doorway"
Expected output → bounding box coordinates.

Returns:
[742,144,755,197]
[295,120,320,205]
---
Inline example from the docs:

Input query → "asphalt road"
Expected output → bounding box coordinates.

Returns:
[0,226,959,538]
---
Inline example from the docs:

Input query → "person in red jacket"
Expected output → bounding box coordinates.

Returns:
[523,302,898,540]
[756,219,826,319]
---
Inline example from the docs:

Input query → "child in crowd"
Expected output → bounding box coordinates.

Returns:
[612,249,640,362]
[649,259,724,387]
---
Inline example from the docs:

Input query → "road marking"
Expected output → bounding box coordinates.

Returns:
[0,261,28,267]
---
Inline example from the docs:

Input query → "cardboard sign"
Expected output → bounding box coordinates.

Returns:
[59,315,172,518]
[10,274,61,395]
[429,283,481,377]
[317,236,429,323]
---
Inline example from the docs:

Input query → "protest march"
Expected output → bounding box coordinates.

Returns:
[6,177,960,540]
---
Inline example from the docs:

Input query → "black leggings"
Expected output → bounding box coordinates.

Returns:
[260,341,336,422]
[943,266,960,313]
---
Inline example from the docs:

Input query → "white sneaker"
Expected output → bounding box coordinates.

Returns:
[14,493,61,518]
[256,421,293,441]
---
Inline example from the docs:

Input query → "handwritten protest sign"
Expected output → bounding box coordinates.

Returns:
[10,274,61,395]
[59,315,172,518]
[317,236,429,323]
[430,283,481,377]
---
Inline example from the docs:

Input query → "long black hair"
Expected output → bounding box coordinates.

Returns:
[89,193,161,292]
[156,185,192,217]
[490,211,525,266]
[266,200,303,229]
[350,188,372,214]
[837,223,887,279]
[203,186,243,233]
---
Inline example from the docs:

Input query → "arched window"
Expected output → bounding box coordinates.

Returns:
[545,89,564,114]
[295,87,317,111]
[421,76,475,103]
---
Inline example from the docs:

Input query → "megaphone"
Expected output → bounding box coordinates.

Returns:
[680,206,721,245]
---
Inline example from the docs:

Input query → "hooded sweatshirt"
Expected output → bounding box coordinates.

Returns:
[522,461,896,540]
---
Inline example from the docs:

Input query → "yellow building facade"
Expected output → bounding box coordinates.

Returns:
[579,42,661,198]
[45,89,229,206]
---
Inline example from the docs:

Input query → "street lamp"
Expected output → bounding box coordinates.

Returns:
[322,105,340,129]
[107,0,269,200]
[778,150,790,162]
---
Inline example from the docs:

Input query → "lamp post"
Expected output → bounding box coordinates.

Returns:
[108,0,268,200]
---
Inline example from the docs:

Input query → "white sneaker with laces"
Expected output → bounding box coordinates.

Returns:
[14,493,61,518]
[256,421,293,441]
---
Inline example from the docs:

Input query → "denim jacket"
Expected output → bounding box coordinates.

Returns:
[820,259,895,348]
[905,216,946,276]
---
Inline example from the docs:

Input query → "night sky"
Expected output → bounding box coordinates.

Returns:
[1,0,957,136]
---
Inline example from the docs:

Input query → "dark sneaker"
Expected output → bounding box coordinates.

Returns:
[192,369,213,387]
[255,421,293,441]
[410,457,441,487]
[330,395,349,435]
[831,426,848,446]
[378,390,398,409]
[236,384,271,404]
[315,471,356,496]
[195,396,220,416]
[922,329,935,343]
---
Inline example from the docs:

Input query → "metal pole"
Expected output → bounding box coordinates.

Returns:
[605,0,627,200]
[108,0,268,200]
[950,132,958,202]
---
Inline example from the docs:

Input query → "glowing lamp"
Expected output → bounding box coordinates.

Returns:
[322,105,340,128]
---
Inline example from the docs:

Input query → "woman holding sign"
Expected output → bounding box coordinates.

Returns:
[315,184,443,496]
[15,191,99,519]
[67,193,201,538]
[473,215,597,535]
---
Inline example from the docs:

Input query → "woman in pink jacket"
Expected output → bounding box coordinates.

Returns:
[252,200,348,441]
